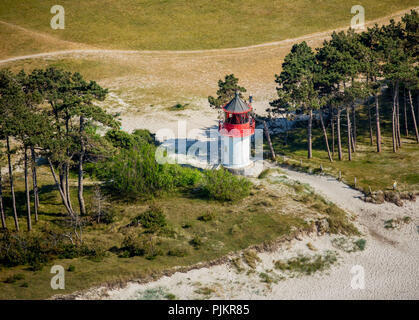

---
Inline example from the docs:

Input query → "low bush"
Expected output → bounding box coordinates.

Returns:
[198,212,214,222]
[355,239,366,251]
[132,129,156,145]
[201,168,252,201]
[0,231,53,268]
[0,231,108,269]
[274,251,337,276]
[96,209,117,225]
[67,265,76,272]
[243,250,261,269]
[167,165,203,188]
[167,247,189,257]
[133,205,167,232]
[120,234,163,259]
[165,293,177,300]
[3,274,25,284]
[257,169,271,179]
[105,129,156,150]
[100,144,175,198]
[190,236,203,249]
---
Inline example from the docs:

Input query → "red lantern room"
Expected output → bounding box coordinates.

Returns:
[218,92,255,137]
[218,92,255,168]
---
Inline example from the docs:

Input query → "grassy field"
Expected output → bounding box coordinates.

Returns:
[0,0,418,54]
[0,165,357,299]
[270,91,419,193]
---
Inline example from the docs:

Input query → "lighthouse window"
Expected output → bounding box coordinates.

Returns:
[225,113,249,124]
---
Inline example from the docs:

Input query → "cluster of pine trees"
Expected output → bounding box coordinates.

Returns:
[0,68,119,232]
[269,10,419,161]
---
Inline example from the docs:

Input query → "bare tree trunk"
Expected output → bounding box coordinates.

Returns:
[374,94,382,153]
[368,101,373,145]
[337,109,343,160]
[396,87,401,148]
[47,158,75,217]
[319,110,333,162]
[65,163,74,213]
[346,107,352,161]
[24,147,32,231]
[408,90,419,143]
[0,167,6,229]
[331,112,335,157]
[263,121,276,160]
[30,147,39,222]
[391,84,397,152]
[404,88,408,137]
[59,167,66,199]
[78,116,86,216]
[351,131,356,153]
[391,100,397,152]
[307,109,313,159]
[6,136,19,231]
[417,90,419,128]
[352,104,357,151]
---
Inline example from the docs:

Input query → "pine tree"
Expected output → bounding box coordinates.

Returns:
[208,74,247,108]
[273,42,320,159]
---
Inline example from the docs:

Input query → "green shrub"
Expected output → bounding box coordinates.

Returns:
[201,168,252,201]
[98,209,117,225]
[257,169,271,179]
[67,265,76,272]
[133,205,167,232]
[4,274,25,284]
[167,247,189,257]
[85,245,108,262]
[101,144,175,198]
[120,234,145,257]
[105,129,137,149]
[132,129,156,145]
[120,234,163,259]
[0,231,51,268]
[167,165,203,188]
[274,251,337,276]
[243,250,261,269]
[259,272,277,284]
[3,277,16,284]
[0,230,109,269]
[105,129,156,149]
[198,212,214,222]
[165,293,177,300]
[190,236,203,249]
[355,239,366,251]
[169,103,188,111]
[58,244,83,259]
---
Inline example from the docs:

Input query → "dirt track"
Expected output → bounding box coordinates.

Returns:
[1,5,418,64]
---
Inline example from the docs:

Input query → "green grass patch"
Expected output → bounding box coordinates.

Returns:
[0,0,416,53]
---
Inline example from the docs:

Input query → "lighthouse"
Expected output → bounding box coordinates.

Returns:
[218,92,255,168]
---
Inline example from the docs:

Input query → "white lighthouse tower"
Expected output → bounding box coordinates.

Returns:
[218,92,255,169]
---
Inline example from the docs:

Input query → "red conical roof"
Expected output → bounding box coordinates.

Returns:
[222,92,252,114]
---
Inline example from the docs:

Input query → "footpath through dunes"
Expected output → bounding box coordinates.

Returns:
[70,168,419,300]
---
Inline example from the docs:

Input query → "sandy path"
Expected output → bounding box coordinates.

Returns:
[74,168,418,300]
